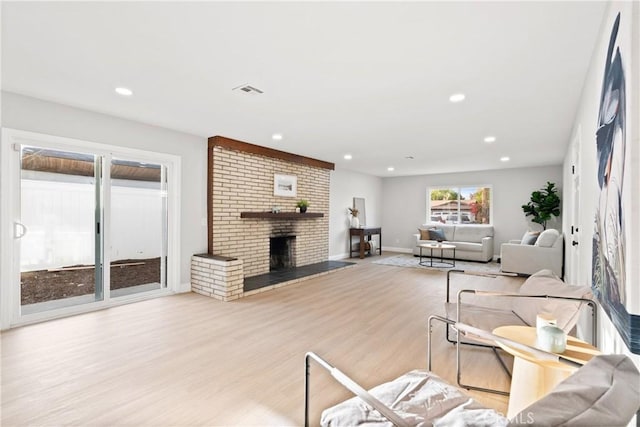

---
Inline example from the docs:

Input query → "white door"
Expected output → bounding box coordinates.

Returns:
[569,131,581,285]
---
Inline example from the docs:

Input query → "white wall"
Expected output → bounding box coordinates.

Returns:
[1,92,207,288]
[381,166,563,256]
[329,168,383,259]
[562,1,640,366]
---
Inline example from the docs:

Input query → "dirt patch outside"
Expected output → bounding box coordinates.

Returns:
[21,257,161,305]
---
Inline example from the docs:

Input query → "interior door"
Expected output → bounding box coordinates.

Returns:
[569,132,581,285]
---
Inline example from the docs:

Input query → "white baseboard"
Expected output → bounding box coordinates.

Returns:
[331,248,413,259]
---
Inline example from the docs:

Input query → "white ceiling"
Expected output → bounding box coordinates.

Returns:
[2,1,607,177]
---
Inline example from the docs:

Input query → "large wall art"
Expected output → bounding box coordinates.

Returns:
[591,8,639,354]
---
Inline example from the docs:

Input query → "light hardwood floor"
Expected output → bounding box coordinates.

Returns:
[1,254,523,426]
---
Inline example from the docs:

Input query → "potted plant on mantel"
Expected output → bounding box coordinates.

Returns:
[521,181,561,230]
[296,199,309,213]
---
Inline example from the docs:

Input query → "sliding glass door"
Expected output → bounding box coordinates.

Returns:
[19,146,103,315]
[109,157,167,297]
[15,143,170,317]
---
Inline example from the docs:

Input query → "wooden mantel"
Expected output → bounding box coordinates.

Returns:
[208,136,335,170]
[240,212,324,219]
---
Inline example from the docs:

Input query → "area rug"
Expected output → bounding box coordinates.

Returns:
[373,254,502,274]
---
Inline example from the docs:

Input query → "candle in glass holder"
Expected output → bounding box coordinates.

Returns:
[538,325,567,353]
[536,313,557,334]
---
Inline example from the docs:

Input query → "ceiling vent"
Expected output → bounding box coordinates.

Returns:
[233,84,264,95]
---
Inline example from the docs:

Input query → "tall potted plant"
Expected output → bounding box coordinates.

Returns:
[521,182,561,230]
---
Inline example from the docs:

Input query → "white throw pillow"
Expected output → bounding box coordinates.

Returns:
[535,229,559,247]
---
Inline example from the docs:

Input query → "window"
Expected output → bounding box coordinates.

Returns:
[428,186,492,224]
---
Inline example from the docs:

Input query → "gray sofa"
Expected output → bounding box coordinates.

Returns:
[413,223,494,262]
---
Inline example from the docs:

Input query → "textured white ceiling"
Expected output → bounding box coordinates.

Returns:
[2,1,607,176]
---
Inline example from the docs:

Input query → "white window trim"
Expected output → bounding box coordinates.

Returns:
[0,128,181,329]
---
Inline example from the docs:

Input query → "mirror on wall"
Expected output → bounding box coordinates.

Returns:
[353,197,366,227]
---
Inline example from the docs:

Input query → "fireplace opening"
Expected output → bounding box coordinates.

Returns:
[270,236,295,271]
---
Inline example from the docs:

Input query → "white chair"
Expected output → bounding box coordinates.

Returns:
[500,229,564,277]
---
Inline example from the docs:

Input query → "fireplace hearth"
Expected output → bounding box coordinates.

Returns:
[270,236,295,271]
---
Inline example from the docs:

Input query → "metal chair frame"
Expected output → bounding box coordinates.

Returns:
[306,323,582,426]
[432,269,598,396]
[304,351,410,427]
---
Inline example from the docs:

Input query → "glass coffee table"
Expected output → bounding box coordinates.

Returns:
[417,243,456,267]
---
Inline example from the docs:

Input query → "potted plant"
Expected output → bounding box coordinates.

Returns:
[521,181,561,230]
[296,199,309,213]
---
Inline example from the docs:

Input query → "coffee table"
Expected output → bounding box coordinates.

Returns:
[417,243,456,267]
[492,325,600,418]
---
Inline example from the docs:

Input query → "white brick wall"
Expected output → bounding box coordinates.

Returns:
[191,255,244,301]
[211,146,330,277]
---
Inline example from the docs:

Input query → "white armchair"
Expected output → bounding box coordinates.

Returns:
[500,229,564,277]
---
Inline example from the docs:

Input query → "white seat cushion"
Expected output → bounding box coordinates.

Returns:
[452,225,493,243]
[451,241,482,252]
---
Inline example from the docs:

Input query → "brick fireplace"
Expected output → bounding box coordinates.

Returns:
[191,136,338,301]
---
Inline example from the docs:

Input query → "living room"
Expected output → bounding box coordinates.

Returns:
[1,1,639,425]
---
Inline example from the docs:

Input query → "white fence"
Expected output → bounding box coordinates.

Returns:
[20,177,164,272]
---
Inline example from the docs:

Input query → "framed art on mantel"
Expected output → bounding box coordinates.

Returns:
[274,174,297,197]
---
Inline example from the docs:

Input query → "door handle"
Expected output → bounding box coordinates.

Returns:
[14,222,28,239]
[572,240,579,246]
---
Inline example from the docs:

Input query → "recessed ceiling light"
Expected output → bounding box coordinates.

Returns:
[343,154,352,160]
[272,133,283,141]
[115,87,133,96]
[484,136,496,143]
[405,156,414,160]
[449,93,465,103]
[387,167,395,172]
[500,156,510,162]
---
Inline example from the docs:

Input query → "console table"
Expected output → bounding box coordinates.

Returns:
[349,227,382,259]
